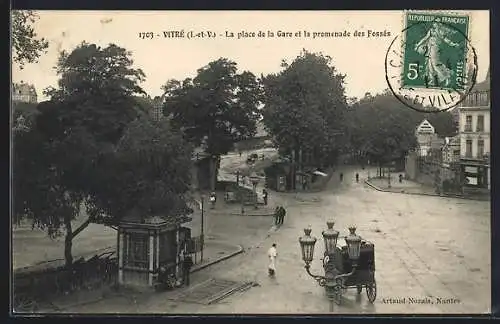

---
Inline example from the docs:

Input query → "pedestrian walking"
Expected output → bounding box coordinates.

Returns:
[355,173,359,183]
[182,251,193,286]
[267,243,278,276]
[340,172,344,182]
[209,192,216,209]
[274,206,280,226]
[262,189,268,205]
[279,206,286,225]
[399,174,403,183]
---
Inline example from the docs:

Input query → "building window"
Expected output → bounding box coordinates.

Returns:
[476,115,484,132]
[465,139,473,158]
[124,233,150,268]
[478,139,484,158]
[464,115,472,132]
[479,91,489,106]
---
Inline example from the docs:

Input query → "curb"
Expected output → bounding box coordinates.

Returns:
[364,179,489,201]
[227,211,275,216]
[190,244,244,273]
[48,245,245,312]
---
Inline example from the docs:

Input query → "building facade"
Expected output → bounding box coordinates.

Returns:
[415,119,444,157]
[458,68,490,191]
[12,81,38,104]
[150,96,164,121]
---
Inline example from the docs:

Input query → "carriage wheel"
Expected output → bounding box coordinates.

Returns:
[334,285,342,305]
[356,285,363,294]
[366,280,377,303]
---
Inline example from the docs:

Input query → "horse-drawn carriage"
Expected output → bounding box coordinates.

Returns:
[299,224,377,307]
[329,240,376,304]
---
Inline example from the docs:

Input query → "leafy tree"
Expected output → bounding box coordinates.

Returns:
[44,42,147,144]
[425,110,458,137]
[262,50,348,168]
[345,91,456,173]
[11,10,49,69]
[13,43,147,266]
[87,117,194,224]
[163,58,262,189]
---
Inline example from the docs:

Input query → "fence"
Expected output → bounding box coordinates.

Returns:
[13,251,118,312]
[414,154,461,193]
[187,235,204,265]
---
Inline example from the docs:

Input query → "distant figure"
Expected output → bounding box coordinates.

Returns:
[355,173,359,183]
[239,152,242,158]
[267,243,278,276]
[209,192,217,209]
[262,189,268,205]
[340,173,344,182]
[399,174,403,183]
[302,178,307,190]
[182,251,193,286]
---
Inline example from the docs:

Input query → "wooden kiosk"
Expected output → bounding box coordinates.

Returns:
[117,210,192,289]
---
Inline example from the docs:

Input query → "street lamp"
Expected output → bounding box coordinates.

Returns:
[322,221,339,255]
[298,223,362,310]
[249,172,260,209]
[200,195,205,262]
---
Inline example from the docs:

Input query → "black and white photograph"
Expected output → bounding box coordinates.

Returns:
[11,10,491,315]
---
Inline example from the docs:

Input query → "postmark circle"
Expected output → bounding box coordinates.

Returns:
[385,12,478,113]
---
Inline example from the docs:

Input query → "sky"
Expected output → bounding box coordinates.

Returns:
[12,10,490,101]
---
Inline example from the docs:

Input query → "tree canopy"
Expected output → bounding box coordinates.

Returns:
[162,58,262,157]
[13,42,193,266]
[12,10,49,69]
[262,50,349,167]
[345,90,458,165]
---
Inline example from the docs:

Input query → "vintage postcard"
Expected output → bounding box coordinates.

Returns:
[11,10,491,315]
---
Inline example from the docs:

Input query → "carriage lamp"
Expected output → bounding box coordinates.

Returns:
[322,221,339,255]
[298,227,317,266]
[345,226,362,262]
[298,222,364,309]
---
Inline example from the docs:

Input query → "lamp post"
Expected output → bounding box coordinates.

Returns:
[200,195,205,262]
[249,172,260,209]
[387,166,391,188]
[299,223,362,311]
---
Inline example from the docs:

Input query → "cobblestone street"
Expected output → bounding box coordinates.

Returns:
[68,167,491,314]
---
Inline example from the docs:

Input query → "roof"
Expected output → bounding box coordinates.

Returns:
[12,82,37,96]
[120,201,194,226]
[415,119,435,134]
[471,67,490,92]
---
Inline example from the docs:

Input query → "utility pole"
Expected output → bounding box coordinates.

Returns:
[201,196,204,262]
[291,149,296,190]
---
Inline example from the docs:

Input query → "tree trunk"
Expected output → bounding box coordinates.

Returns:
[209,156,216,191]
[64,215,74,267]
[63,217,92,268]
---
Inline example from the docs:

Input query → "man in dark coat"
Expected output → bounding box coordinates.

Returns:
[274,206,280,226]
[278,206,286,225]
[182,252,194,286]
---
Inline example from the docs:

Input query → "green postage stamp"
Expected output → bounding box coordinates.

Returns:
[401,12,470,91]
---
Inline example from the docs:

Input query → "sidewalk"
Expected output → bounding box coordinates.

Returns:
[40,239,243,312]
[365,177,490,201]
